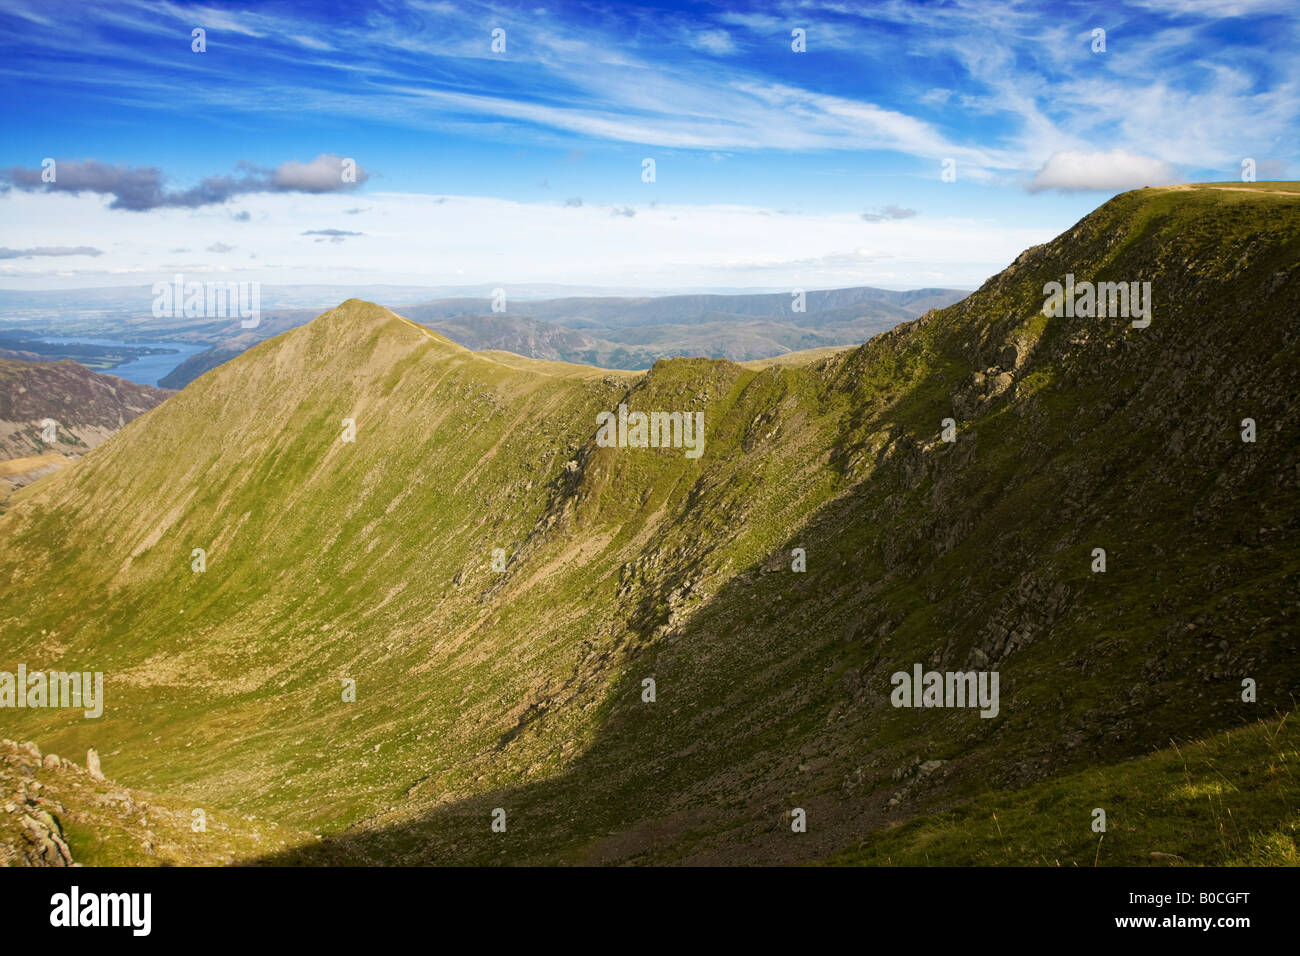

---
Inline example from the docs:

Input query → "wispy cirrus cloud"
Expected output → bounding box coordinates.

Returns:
[1,0,1293,186]
[861,205,917,222]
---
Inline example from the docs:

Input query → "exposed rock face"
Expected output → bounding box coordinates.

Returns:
[1,739,75,866]
[19,808,74,866]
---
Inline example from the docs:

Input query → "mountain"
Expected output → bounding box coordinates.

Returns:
[437,285,965,329]
[158,346,250,391]
[0,359,172,501]
[150,286,969,388]
[0,183,1296,866]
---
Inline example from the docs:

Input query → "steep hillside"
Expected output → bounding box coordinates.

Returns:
[0,184,1296,865]
[0,358,172,458]
[156,309,326,389]
[0,359,173,501]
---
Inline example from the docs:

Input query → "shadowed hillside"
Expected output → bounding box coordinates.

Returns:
[0,358,172,459]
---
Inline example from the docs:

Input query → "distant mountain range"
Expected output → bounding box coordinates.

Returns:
[384,286,967,374]
[0,284,970,389]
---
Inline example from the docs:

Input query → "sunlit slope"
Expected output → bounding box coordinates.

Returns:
[0,298,860,834]
[1,184,1298,865]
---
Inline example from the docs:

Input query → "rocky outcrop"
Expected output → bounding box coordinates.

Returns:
[1,739,75,866]
[18,807,75,866]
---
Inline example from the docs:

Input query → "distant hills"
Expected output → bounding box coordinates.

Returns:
[391,286,969,374]
[0,184,1296,865]
[153,284,969,387]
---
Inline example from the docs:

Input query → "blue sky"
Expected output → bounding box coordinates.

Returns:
[0,0,1296,291]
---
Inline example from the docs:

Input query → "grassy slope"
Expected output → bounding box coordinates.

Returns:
[0,184,1296,865]
[826,715,1297,866]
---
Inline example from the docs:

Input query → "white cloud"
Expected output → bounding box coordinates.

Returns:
[1027,149,1180,193]
[271,154,369,192]
[288,34,333,51]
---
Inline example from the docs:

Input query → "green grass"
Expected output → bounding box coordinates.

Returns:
[825,714,1297,866]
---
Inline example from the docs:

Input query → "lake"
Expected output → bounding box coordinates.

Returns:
[35,336,208,388]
